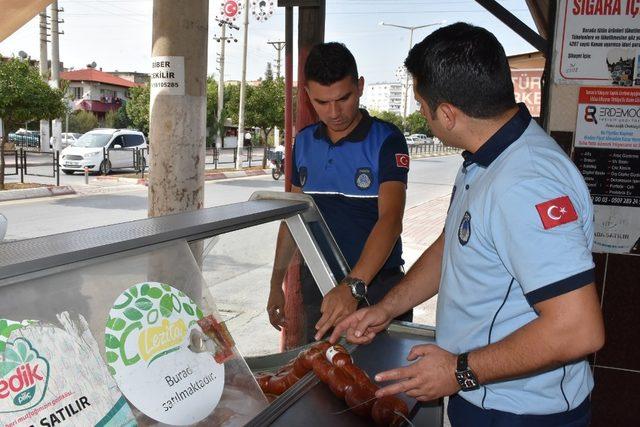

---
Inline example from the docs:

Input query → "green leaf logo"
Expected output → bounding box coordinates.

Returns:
[104,282,203,376]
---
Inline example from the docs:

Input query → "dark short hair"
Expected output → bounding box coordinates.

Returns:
[304,42,359,85]
[404,22,516,118]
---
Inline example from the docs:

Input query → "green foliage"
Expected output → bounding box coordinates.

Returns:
[114,106,132,129]
[104,110,117,128]
[207,71,284,144]
[369,110,404,130]
[246,77,285,145]
[404,111,432,136]
[0,58,66,188]
[206,77,227,147]
[68,110,98,134]
[125,84,150,134]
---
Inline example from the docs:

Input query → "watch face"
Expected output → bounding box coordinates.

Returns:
[456,370,479,391]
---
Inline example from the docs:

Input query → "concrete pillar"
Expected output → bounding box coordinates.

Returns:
[148,0,209,217]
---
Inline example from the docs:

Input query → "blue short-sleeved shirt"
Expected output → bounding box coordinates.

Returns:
[292,109,409,269]
[437,104,595,415]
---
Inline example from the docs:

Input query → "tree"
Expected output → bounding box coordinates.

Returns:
[113,106,132,129]
[68,110,98,134]
[126,84,150,135]
[370,110,403,130]
[404,111,432,136]
[104,110,117,128]
[0,58,66,189]
[246,76,285,145]
[206,77,228,147]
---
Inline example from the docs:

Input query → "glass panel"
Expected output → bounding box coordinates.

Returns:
[0,240,267,426]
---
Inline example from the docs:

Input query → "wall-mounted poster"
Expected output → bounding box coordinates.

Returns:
[573,86,640,254]
[554,0,640,86]
[511,69,544,117]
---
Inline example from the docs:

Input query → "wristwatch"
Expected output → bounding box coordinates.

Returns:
[455,352,480,391]
[342,277,367,302]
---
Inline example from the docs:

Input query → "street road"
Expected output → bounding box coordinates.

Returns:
[0,155,460,240]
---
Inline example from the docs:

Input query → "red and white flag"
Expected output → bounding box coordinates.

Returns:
[395,153,410,169]
[535,196,578,230]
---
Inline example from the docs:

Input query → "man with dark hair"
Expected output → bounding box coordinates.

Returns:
[267,42,411,343]
[331,23,604,426]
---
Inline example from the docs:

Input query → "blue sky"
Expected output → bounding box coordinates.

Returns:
[0,0,539,84]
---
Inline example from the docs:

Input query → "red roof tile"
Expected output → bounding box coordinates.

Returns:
[60,69,142,88]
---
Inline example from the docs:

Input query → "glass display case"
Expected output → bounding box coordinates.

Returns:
[0,192,443,426]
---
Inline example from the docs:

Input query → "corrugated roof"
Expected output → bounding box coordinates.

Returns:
[60,69,142,88]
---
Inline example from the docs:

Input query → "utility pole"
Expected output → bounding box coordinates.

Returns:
[267,41,285,78]
[214,19,238,148]
[235,1,250,170]
[217,24,226,149]
[50,1,63,153]
[39,10,50,152]
[380,20,446,120]
[268,40,285,147]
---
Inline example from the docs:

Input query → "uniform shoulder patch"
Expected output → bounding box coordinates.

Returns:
[395,153,410,169]
[535,196,578,230]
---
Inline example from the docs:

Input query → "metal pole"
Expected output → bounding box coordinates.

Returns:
[20,149,24,184]
[235,1,250,170]
[402,28,414,120]
[379,20,445,121]
[216,23,226,149]
[55,151,59,186]
[284,6,293,192]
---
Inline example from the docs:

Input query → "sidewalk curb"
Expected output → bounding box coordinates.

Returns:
[94,169,269,186]
[0,185,76,202]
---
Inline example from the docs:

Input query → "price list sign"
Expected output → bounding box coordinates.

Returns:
[574,86,640,254]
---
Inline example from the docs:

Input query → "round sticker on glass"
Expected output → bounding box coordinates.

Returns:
[105,282,224,425]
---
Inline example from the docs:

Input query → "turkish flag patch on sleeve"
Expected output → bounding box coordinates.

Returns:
[395,153,410,169]
[535,195,578,230]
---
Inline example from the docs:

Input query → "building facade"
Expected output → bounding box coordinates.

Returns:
[60,68,142,119]
[360,82,419,117]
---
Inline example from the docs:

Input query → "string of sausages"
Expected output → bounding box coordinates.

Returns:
[255,341,409,426]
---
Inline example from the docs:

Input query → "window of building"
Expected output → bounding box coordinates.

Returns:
[73,87,83,100]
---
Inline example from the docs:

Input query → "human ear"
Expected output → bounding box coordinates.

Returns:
[438,103,456,131]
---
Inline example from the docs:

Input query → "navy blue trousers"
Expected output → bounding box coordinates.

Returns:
[447,394,591,427]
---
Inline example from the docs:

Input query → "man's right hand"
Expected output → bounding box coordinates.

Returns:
[267,287,286,331]
[328,305,393,345]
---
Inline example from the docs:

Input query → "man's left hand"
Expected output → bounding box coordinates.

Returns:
[374,344,460,402]
[314,284,358,340]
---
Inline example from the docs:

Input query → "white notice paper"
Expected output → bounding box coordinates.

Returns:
[151,56,185,96]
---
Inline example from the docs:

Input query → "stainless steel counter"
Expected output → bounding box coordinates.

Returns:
[247,322,443,426]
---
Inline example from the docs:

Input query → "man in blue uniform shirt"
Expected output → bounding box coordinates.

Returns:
[331,23,604,426]
[267,42,412,343]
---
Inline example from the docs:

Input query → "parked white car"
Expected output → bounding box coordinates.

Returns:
[59,128,147,175]
[50,132,82,150]
[406,134,433,145]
